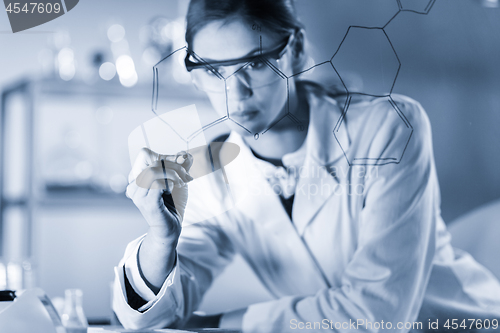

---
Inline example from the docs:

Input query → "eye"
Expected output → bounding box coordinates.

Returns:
[247,60,266,70]
[204,67,222,77]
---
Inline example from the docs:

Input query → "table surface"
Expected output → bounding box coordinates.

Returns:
[89,326,241,333]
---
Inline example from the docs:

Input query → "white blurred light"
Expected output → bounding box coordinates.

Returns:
[58,47,76,81]
[7,262,22,290]
[168,20,185,42]
[99,62,116,81]
[75,161,93,180]
[58,48,74,64]
[161,22,175,41]
[59,64,76,81]
[119,71,138,87]
[116,55,136,79]
[476,0,499,7]
[0,262,6,290]
[107,24,126,43]
[95,106,114,124]
[109,174,127,193]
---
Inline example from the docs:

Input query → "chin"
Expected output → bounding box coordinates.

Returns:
[228,119,267,136]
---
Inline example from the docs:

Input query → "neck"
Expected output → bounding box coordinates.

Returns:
[243,82,309,160]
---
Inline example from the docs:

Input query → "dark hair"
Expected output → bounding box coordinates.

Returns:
[185,0,304,49]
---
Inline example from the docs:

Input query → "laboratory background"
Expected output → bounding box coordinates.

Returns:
[0,0,499,325]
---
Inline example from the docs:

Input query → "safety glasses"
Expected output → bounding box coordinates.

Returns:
[184,33,294,93]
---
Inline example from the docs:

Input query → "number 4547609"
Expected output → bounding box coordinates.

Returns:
[444,318,498,330]
[5,2,61,14]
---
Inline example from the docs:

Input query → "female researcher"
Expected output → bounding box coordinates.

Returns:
[113,0,500,332]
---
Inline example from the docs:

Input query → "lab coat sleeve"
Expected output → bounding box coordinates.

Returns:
[242,99,438,332]
[112,219,235,330]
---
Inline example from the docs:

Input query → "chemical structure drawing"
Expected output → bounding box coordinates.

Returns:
[152,41,306,145]
[150,0,435,165]
[329,0,435,166]
[333,96,414,166]
[331,27,400,97]
[151,47,210,149]
[289,60,349,111]
[397,0,436,14]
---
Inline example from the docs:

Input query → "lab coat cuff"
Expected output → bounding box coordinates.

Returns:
[135,254,180,313]
[122,237,182,313]
[113,235,183,329]
[124,238,157,302]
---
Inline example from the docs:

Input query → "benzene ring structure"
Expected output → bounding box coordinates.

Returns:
[152,46,229,146]
[289,60,349,109]
[333,96,413,166]
[397,0,436,15]
[331,26,401,97]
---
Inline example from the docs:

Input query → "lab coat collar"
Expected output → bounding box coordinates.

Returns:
[292,86,350,235]
[224,132,332,291]
[225,84,349,236]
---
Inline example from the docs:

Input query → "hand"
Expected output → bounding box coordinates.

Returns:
[126,147,193,241]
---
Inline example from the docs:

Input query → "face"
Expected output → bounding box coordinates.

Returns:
[191,19,294,136]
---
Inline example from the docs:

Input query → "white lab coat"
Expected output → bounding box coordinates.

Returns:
[113,84,500,332]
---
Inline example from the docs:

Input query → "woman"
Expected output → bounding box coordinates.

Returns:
[113,0,500,332]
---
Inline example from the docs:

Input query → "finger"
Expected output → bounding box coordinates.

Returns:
[159,159,194,183]
[147,159,193,183]
[181,153,194,173]
[136,165,185,190]
[171,151,194,173]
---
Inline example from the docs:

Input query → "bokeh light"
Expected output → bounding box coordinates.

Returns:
[99,62,116,81]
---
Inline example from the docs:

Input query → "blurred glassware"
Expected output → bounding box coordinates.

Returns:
[61,289,88,333]
[5,258,36,290]
[6,261,23,291]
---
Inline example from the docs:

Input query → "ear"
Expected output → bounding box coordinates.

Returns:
[292,29,306,59]
[291,29,308,73]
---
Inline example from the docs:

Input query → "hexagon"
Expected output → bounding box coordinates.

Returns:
[331,26,400,97]
[333,96,413,166]
[222,54,308,138]
[397,0,436,14]
[153,46,306,143]
[289,60,349,112]
[153,46,229,144]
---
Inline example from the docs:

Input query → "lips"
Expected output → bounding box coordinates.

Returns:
[231,110,259,120]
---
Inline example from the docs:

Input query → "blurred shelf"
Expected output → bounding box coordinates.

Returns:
[38,192,132,209]
[2,76,207,101]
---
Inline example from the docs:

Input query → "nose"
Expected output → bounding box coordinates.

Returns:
[226,73,252,100]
